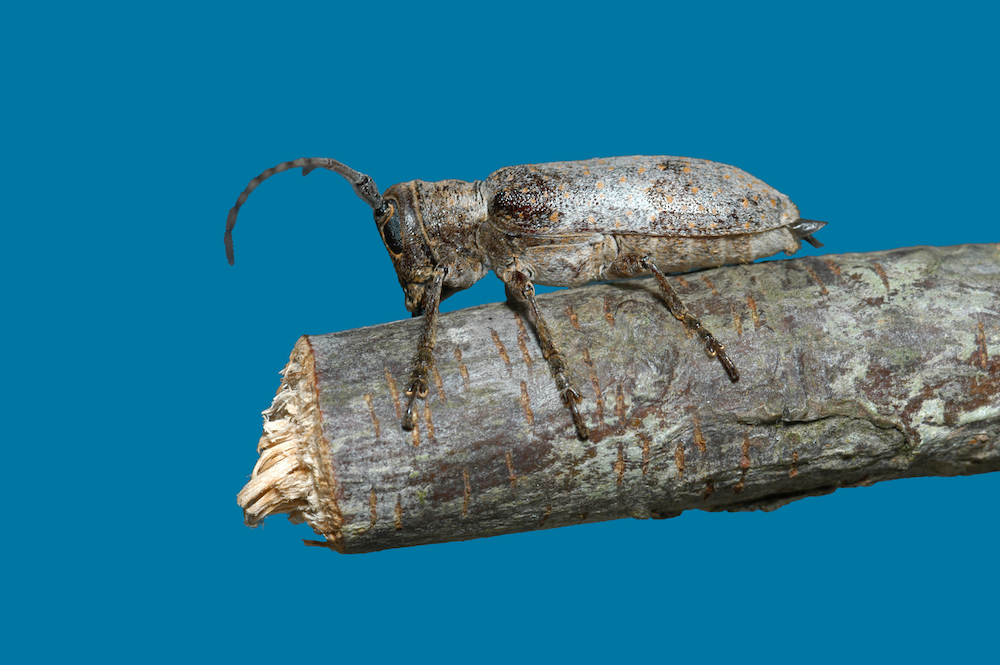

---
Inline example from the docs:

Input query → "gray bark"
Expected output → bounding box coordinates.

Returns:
[237,244,1000,553]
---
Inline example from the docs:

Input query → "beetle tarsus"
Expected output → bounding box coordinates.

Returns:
[709,339,740,382]
[399,267,447,432]
[561,388,590,440]
[402,392,419,430]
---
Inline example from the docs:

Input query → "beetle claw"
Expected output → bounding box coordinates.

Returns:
[402,393,418,430]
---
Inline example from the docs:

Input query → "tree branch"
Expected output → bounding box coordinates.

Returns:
[236,244,1000,553]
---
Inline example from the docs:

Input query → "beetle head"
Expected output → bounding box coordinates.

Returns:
[378,182,440,314]
[224,158,479,316]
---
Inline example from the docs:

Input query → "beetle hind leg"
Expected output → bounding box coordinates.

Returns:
[505,271,590,440]
[609,254,740,383]
[644,258,739,382]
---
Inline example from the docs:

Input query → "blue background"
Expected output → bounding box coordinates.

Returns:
[4,1,997,662]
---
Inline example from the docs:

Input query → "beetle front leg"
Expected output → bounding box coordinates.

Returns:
[504,270,590,440]
[402,266,447,430]
[610,254,739,383]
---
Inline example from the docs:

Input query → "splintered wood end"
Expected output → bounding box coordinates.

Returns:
[236,336,343,547]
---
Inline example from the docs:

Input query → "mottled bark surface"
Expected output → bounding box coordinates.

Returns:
[237,244,1000,553]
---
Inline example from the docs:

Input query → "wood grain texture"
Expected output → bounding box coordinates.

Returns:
[237,244,1000,553]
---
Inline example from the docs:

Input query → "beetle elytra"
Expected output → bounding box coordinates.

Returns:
[226,155,826,440]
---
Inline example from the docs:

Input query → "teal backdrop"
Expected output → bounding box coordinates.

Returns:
[4,1,997,663]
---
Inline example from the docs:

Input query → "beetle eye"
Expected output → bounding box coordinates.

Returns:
[380,203,404,255]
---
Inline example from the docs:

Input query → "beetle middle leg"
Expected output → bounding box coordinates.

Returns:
[402,266,448,430]
[608,254,739,382]
[504,270,590,440]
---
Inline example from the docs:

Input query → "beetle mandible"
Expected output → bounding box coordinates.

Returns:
[225,155,826,440]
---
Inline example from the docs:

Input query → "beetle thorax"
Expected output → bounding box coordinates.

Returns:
[402,180,487,259]
[380,179,490,311]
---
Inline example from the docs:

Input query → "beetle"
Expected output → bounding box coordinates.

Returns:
[225,155,826,440]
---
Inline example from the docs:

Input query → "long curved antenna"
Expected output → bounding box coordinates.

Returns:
[225,157,386,265]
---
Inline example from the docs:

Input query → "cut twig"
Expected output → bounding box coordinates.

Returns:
[236,244,1000,553]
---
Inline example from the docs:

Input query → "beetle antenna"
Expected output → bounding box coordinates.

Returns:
[225,157,386,265]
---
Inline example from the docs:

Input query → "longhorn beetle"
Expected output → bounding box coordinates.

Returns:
[226,156,826,440]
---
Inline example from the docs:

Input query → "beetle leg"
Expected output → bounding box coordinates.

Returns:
[609,254,739,382]
[504,270,590,440]
[402,266,447,430]
[641,257,740,382]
